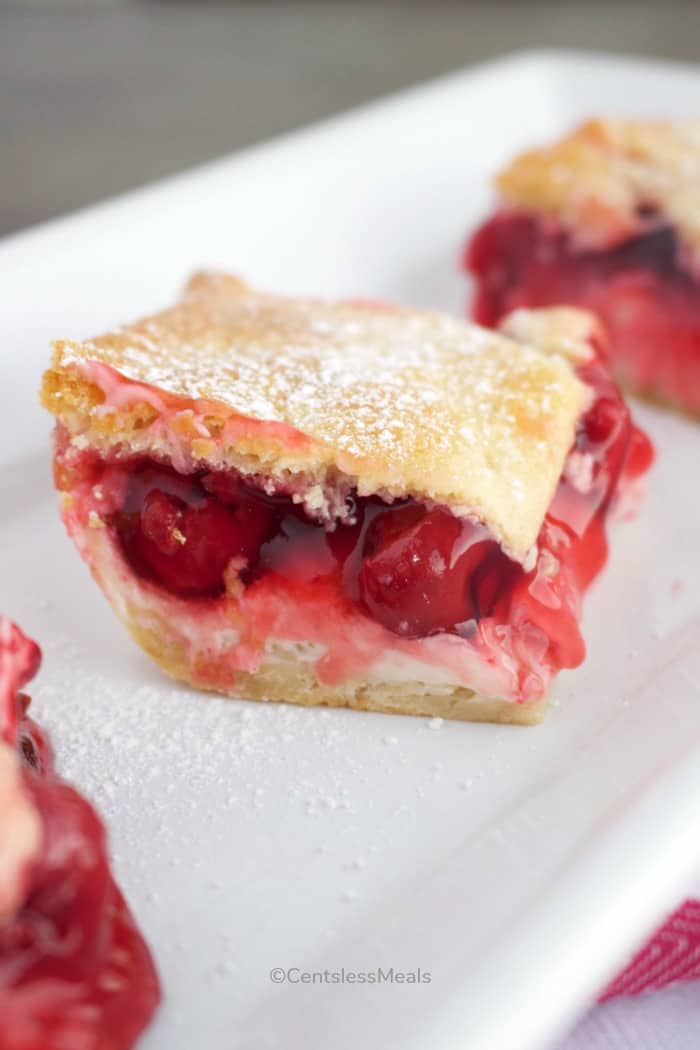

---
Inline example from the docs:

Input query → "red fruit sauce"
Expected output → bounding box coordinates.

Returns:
[97,340,652,679]
[0,619,160,1050]
[465,212,700,414]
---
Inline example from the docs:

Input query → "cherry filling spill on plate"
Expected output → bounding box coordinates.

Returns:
[90,337,652,681]
[0,618,160,1050]
[465,212,700,413]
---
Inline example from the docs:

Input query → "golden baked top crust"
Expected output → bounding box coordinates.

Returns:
[42,272,590,563]
[499,306,600,365]
[496,118,700,260]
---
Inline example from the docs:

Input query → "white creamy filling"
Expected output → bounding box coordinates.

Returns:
[368,652,474,689]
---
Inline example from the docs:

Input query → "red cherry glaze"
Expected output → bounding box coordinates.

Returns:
[117,464,279,596]
[358,506,501,637]
[465,212,700,415]
[141,488,184,554]
[0,619,160,1050]
[470,547,523,624]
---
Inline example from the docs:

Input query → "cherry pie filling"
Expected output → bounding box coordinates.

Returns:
[58,344,651,698]
[0,624,160,1050]
[466,213,700,414]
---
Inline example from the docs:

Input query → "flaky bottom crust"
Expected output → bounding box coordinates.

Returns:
[124,609,547,726]
[67,503,547,727]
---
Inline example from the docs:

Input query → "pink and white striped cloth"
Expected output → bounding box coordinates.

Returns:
[557,899,700,1050]
[601,899,700,1001]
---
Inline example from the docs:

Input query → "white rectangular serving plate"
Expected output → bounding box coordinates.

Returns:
[2,49,700,1050]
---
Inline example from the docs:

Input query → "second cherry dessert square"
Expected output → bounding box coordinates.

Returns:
[41,273,652,724]
[466,118,700,416]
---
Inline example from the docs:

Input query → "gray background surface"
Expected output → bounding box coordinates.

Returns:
[2,0,700,236]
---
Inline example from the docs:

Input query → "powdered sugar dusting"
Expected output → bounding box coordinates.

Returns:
[29,630,505,866]
[24,632,510,998]
[51,273,589,560]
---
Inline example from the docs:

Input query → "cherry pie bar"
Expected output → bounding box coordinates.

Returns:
[41,273,651,724]
[466,118,700,415]
[0,617,160,1049]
